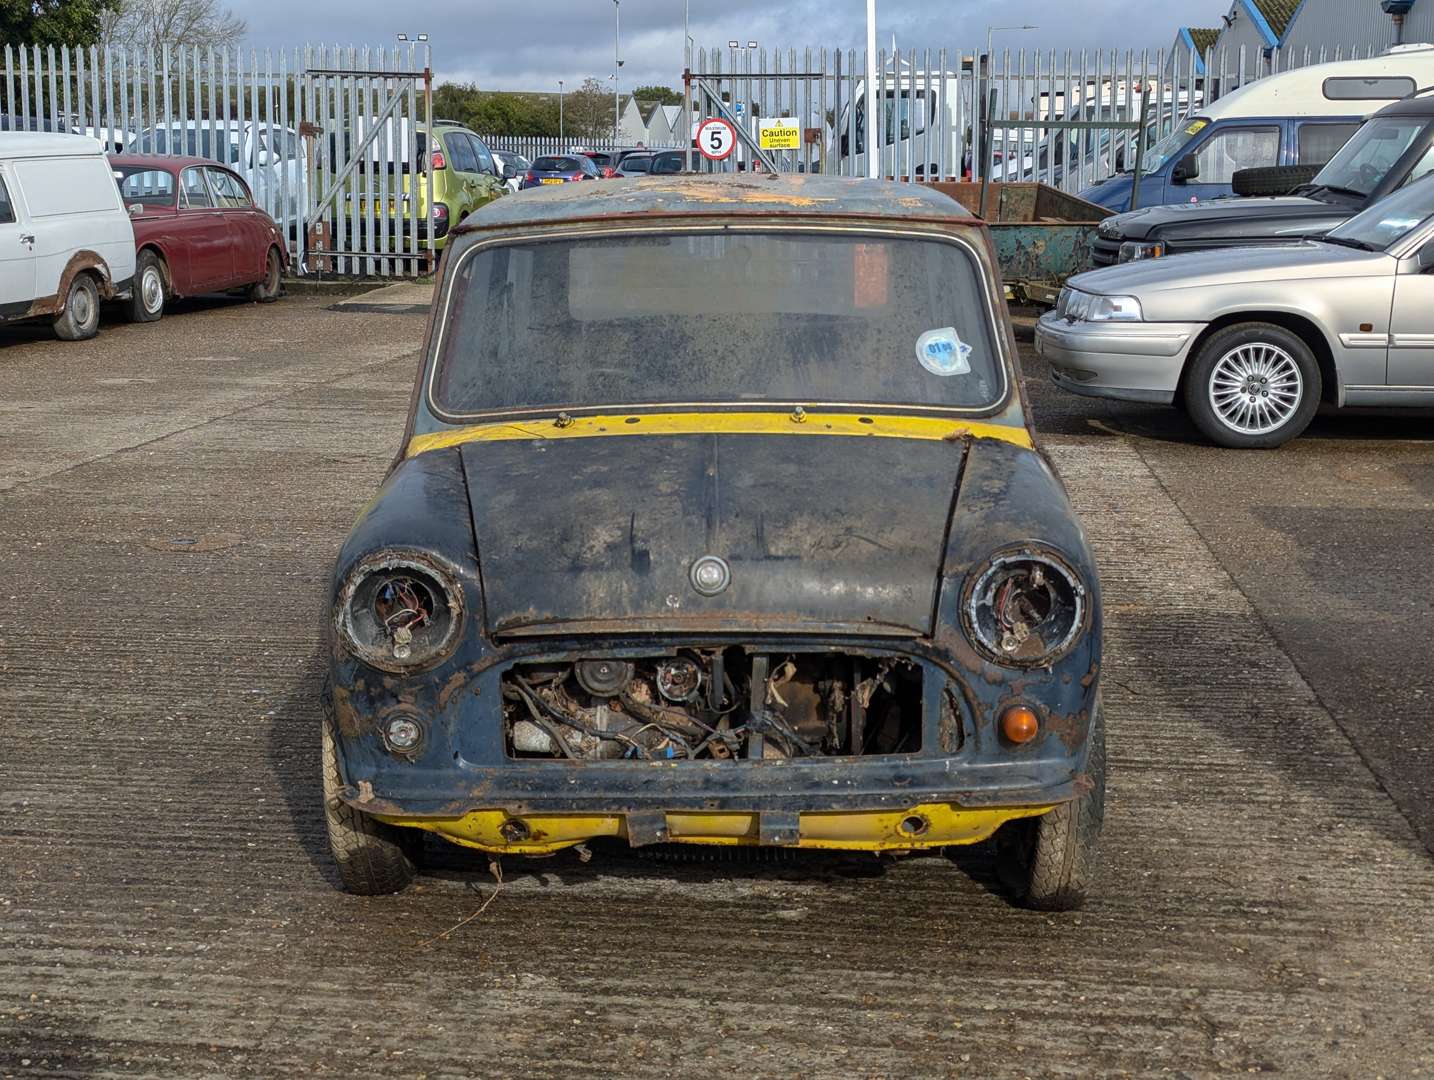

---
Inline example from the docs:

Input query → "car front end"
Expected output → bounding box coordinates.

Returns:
[1037,283,1205,405]
[322,177,1106,907]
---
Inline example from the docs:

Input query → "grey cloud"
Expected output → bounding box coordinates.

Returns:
[243,0,1222,92]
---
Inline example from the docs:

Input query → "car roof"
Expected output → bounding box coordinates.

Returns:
[460,174,971,231]
[109,152,239,172]
[0,132,104,158]
[1372,92,1434,118]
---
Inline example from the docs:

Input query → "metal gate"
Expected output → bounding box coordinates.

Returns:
[301,49,432,277]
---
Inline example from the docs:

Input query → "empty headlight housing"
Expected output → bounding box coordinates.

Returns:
[1118,240,1164,263]
[336,552,464,672]
[963,548,1088,666]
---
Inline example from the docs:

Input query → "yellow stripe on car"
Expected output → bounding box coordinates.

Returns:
[375,803,1054,855]
[406,411,1033,456]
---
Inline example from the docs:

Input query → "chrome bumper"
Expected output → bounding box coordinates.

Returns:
[1035,312,1206,405]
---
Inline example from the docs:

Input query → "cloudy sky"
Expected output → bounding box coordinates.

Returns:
[243,0,1223,93]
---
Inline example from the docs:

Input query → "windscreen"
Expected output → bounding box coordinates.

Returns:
[1141,117,1208,173]
[533,156,580,171]
[1314,116,1428,196]
[1326,173,1434,250]
[433,232,1004,416]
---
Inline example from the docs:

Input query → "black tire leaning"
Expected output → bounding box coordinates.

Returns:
[321,695,416,895]
[996,695,1105,911]
[247,247,282,303]
[1182,322,1321,449]
[53,272,101,341]
[127,250,166,323]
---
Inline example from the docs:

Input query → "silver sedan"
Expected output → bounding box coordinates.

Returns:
[1037,177,1434,447]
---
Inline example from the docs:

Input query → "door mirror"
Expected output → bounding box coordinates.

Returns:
[1417,238,1434,272]
[502,163,517,179]
[127,203,144,218]
[1171,153,1200,184]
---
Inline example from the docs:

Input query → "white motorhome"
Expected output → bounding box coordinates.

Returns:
[1080,47,1434,210]
[0,133,136,341]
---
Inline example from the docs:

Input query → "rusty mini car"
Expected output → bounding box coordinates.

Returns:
[322,174,1106,909]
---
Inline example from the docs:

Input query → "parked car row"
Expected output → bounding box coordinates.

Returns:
[0,132,286,342]
[1042,117,1434,447]
[517,147,694,189]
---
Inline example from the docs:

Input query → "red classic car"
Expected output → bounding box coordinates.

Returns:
[108,154,286,321]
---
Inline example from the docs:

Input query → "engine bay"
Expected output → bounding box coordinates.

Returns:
[502,649,924,761]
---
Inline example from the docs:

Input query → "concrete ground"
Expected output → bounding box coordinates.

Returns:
[1,294,1432,1078]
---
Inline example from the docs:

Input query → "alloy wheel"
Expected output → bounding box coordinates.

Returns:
[1208,342,1303,435]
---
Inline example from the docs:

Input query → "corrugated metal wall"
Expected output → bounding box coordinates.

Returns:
[1281,1,1424,56]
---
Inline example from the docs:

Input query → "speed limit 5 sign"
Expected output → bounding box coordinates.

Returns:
[697,117,737,161]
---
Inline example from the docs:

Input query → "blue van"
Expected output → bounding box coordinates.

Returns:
[1078,51,1434,211]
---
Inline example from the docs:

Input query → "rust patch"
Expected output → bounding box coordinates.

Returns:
[23,250,118,319]
[332,685,364,737]
[1042,708,1088,753]
[1080,662,1100,688]
[437,669,468,711]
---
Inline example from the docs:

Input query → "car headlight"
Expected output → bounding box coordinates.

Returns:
[1084,294,1143,322]
[1118,241,1164,263]
[963,548,1088,666]
[336,552,465,672]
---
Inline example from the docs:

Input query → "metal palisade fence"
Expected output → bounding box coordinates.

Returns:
[687,40,1381,190]
[0,42,434,276]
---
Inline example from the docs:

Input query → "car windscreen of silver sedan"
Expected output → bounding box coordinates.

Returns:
[1037,174,1434,448]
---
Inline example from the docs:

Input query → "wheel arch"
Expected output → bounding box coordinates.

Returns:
[1180,310,1340,407]
[137,243,174,293]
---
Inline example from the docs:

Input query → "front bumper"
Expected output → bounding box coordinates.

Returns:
[1035,311,1205,405]
[377,802,1055,855]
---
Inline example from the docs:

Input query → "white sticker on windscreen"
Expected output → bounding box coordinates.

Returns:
[916,327,972,376]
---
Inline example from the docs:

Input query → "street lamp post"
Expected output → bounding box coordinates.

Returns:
[613,0,623,142]
[982,24,1037,181]
[558,79,565,143]
[865,0,877,178]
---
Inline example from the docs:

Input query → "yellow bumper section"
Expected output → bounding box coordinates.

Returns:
[375,803,1054,856]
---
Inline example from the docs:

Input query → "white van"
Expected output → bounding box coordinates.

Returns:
[0,133,136,340]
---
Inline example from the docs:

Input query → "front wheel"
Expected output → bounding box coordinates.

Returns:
[1183,323,1321,448]
[53,273,101,341]
[995,696,1105,911]
[127,251,166,323]
[321,699,416,895]
[247,247,282,303]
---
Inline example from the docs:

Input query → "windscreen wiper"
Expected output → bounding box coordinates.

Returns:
[1318,235,1375,251]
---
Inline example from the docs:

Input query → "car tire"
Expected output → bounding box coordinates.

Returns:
[52,272,101,341]
[1183,322,1321,449]
[127,251,166,323]
[995,695,1105,911]
[1231,164,1320,197]
[321,688,417,895]
[247,247,282,303]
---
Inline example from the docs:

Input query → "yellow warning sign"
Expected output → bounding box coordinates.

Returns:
[759,118,801,150]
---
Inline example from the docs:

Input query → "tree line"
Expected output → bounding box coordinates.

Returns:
[435,80,681,140]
